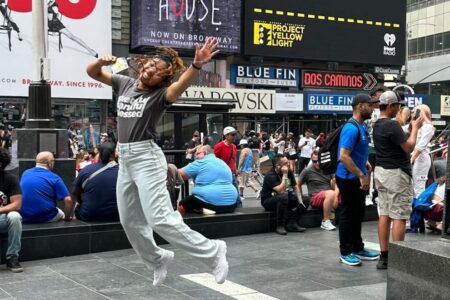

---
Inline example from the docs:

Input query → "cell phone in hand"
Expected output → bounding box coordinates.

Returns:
[414,108,421,120]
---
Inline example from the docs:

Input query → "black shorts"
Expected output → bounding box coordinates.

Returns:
[287,154,297,161]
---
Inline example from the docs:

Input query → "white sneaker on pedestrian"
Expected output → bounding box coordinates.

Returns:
[321,220,336,231]
[153,250,174,286]
[212,240,229,284]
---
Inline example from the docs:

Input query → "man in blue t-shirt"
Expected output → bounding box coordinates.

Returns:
[336,94,380,266]
[72,142,119,222]
[178,145,237,214]
[20,152,74,223]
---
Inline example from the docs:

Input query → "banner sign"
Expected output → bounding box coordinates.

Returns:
[374,66,401,75]
[182,87,276,114]
[302,70,377,91]
[403,94,428,109]
[131,0,240,53]
[276,93,303,112]
[230,64,299,88]
[243,0,406,65]
[0,0,112,99]
[441,95,450,116]
[305,91,359,114]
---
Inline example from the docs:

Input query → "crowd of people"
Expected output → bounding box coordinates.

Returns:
[0,38,447,289]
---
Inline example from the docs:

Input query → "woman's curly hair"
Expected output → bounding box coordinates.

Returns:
[0,148,11,170]
[129,47,185,87]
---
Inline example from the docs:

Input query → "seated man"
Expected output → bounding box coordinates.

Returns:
[20,151,74,223]
[72,143,119,222]
[298,150,339,231]
[260,156,306,235]
[0,148,23,272]
[178,145,238,214]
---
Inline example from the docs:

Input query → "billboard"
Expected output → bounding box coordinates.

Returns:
[230,64,299,88]
[182,87,275,114]
[0,0,112,99]
[305,91,359,114]
[131,0,240,54]
[243,0,406,66]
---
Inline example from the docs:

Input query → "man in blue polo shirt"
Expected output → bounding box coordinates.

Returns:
[20,152,74,223]
[178,145,237,214]
[336,94,380,266]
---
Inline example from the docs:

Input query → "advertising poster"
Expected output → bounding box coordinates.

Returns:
[305,91,358,114]
[182,87,276,114]
[0,0,112,99]
[441,95,450,116]
[243,0,406,66]
[131,0,241,53]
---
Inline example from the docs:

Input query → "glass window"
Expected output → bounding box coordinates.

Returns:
[417,36,426,54]
[444,31,450,50]
[156,113,175,150]
[181,113,200,149]
[435,33,444,52]
[206,114,223,146]
[425,35,435,52]
[409,39,418,55]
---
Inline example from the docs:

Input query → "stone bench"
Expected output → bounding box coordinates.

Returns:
[0,206,379,262]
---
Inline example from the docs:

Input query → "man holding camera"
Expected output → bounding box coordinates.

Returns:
[373,91,423,270]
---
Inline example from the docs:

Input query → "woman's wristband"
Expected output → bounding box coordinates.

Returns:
[191,63,202,70]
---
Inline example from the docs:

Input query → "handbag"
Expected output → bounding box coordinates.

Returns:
[412,182,438,212]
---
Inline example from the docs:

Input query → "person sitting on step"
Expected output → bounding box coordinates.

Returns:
[298,150,339,231]
[260,156,307,235]
[178,145,238,214]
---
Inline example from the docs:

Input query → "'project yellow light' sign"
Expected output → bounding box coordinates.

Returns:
[253,21,305,48]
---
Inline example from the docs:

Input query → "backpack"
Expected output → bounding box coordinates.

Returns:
[318,119,360,175]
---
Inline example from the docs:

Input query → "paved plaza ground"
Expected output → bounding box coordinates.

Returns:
[0,221,441,299]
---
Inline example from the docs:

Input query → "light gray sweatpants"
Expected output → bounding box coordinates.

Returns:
[117,140,219,269]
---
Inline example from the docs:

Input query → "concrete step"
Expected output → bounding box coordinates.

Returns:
[0,206,379,262]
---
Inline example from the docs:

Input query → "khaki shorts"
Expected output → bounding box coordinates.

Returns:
[238,172,253,188]
[374,167,413,220]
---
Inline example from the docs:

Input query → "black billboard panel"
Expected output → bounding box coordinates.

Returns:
[131,0,241,53]
[243,0,406,66]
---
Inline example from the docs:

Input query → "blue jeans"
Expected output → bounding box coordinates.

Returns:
[0,212,22,259]
[117,140,220,269]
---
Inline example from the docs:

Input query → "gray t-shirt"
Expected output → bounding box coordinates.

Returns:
[298,165,333,196]
[112,74,170,143]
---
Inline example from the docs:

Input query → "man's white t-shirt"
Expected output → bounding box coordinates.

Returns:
[298,137,315,158]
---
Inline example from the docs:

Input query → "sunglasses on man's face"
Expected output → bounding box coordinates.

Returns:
[312,160,319,164]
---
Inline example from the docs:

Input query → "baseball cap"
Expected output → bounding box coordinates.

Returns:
[379,91,406,105]
[351,93,379,106]
[239,139,248,145]
[223,126,236,136]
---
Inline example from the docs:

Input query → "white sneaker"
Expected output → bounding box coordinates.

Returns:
[153,250,174,286]
[321,220,336,231]
[212,240,229,284]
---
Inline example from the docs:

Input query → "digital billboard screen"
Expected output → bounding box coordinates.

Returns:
[131,0,241,53]
[243,0,406,66]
